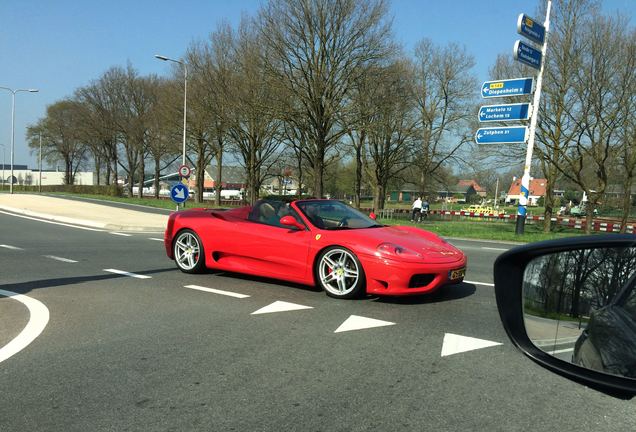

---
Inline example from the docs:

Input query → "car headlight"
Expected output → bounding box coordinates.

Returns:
[376,242,422,261]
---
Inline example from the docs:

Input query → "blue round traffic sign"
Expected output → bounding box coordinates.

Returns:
[170,183,189,204]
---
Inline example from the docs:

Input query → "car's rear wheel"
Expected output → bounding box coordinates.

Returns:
[316,246,365,299]
[173,229,205,274]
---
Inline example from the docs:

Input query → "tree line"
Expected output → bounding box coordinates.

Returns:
[27,0,635,234]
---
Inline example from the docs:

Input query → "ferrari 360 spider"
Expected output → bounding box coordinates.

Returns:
[164,198,466,299]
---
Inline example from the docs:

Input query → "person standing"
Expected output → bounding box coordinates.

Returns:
[421,198,430,219]
[411,196,422,221]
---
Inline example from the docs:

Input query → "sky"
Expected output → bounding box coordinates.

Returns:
[1,0,634,169]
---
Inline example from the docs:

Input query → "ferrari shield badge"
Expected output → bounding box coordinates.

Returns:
[315,234,321,240]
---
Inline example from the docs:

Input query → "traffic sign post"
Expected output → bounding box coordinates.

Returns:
[513,40,542,70]
[475,126,529,145]
[481,78,534,98]
[478,103,532,122]
[178,164,191,178]
[517,14,546,45]
[514,1,552,235]
[171,183,189,211]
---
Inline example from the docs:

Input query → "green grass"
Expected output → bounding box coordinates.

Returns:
[378,218,590,243]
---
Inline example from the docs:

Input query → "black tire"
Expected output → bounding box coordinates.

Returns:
[173,229,206,274]
[315,246,366,299]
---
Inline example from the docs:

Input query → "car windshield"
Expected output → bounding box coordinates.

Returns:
[295,200,382,230]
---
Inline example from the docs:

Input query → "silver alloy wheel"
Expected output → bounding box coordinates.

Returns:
[318,248,360,297]
[174,231,201,271]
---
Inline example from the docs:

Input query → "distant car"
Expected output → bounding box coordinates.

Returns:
[460,205,505,214]
[572,275,636,378]
[164,198,467,299]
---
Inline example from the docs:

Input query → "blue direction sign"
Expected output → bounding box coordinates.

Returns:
[475,126,529,144]
[478,103,532,122]
[517,14,546,45]
[514,40,542,70]
[481,77,534,98]
[170,183,189,204]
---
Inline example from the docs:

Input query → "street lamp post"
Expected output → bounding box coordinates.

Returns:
[154,55,188,166]
[0,86,39,194]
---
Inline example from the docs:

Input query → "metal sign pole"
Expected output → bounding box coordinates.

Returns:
[516,0,552,234]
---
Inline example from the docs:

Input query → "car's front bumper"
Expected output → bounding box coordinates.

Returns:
[360,254,467,296]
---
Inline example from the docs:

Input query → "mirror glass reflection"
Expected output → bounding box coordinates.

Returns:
[523,246,636,379]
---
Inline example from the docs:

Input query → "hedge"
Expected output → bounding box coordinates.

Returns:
[10,184,123,196]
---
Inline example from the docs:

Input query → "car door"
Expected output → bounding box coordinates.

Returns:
[223,204,312,282]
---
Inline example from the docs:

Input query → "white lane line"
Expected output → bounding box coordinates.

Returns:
[0,210,105,232]
[110,232,132,237]
[546,347,575,355]
[481,247,509,251]
[184,285,250,298]
[464,280,495,287]
[43,255,78,263]
[103,268,152,279]
[0,289,50,364]
[148,238,164,242]
[0,244,24,250]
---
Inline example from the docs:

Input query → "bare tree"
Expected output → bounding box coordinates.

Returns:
[227,18,282,204]
[259,0,392,198]
[27,100,87,184]
[365,60,417,210]
[412,39,477,196]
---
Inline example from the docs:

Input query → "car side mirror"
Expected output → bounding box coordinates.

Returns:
[279,215,305,230]
[494,235,636,399]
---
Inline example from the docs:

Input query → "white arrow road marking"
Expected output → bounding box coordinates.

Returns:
[184,285,250,299]
[110,232,132,237]
[43,255,78,263]
[251,301,313,315]
[441,333,502,357]
[148,238,164,242]
[103,269,152,279]
[334,315,396,333]
[0,289,50,364]
[0,244,23,250]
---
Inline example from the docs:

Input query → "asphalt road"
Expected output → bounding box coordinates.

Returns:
[1,211,634,432]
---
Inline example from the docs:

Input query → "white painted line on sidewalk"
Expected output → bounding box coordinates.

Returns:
[0,289,50,364]
[464,280,495,287]
[482,247,509,251]
[0,210,105,231]
[43,255,78,263]
[103,268,152,279]
[0,244,24,250]
[184,285,250,299]
[110,232,132,237]
[149,238,164,242]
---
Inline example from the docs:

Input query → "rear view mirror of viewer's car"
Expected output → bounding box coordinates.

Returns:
[493,234,636,399]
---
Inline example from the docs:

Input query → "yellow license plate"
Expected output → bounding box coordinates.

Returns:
[449,268,466,280]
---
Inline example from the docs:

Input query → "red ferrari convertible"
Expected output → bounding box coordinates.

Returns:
[164,199,466,299]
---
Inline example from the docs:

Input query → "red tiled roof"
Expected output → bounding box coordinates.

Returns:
[507,178,548,197]
[457,179,486,192]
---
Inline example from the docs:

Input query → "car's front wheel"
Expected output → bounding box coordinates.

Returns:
[173,229,205,274]
[316,246,365,299]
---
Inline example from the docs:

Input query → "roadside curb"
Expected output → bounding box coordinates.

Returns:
[0,205,164,233]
